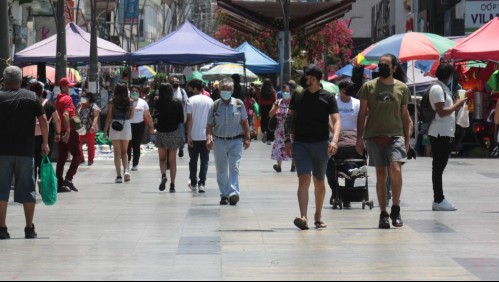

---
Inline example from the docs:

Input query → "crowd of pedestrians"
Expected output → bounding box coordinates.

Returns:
[1,53,486,239]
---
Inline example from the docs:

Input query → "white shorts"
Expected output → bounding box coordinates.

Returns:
[109,120,132,141]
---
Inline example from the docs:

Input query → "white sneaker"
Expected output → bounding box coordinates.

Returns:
[124,170,131,182]
[198,185,205,193]
[188,182,197,192]
[432,199,457,211]
[349,166,368,177]
[131,166,138,171]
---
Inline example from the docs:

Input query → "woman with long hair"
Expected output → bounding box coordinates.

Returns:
[30,81,61,183]
[257,78,277,145]
[269,84,294,172]
[104,84,134,183]
[154,83,185,192]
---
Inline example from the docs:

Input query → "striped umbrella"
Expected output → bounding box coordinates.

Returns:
[356,32,456,65]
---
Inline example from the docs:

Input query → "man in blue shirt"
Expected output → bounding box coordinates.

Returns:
[206,79,251,206]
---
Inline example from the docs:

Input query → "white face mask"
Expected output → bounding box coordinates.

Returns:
[80,98,88,104]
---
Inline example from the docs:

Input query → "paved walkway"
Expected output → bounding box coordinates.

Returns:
[1,142,499,280]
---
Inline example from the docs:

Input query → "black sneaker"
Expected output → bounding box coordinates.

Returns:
[64,180,78,192]
[24,224,37,239]
[273,164,282,173]
[291,164,296,172]
[159,177,168,191]
[169,183,176,193]
[229,194,240,206]
[178,149,184,158]
[57,183,71,193]
[379,211,391,229]
[390,205,404,227]
[220,197,229,205]
[0,227,10,240]
[343,202,351,208]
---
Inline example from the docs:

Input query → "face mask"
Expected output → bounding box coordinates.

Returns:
[447,76,453,88]
[80,97,88,104]
[378,63,392,79]
[131,92,139,99]
[282,92,291,100]
[221,91,232,100]
[173,83,179,88]
[344,87,356,97]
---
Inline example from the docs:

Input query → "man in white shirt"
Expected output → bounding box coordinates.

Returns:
[170,76,189,158]
[326,79,363,208]
[186,79,214,193]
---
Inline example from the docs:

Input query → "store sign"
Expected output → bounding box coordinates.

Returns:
[465,0,499,33]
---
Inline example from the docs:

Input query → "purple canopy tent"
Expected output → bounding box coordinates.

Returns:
[14,22,129,63]
[129,21,245,65]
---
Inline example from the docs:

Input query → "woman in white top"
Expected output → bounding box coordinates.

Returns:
[127,86,155,171]
[428,63,467,211]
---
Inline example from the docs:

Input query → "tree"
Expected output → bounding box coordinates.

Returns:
[214,16,354,72]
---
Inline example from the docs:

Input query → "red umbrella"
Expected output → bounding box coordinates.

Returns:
[445,17,499,61]
[22,65,80,85]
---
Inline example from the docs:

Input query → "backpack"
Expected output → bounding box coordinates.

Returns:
[419,82,446,127]
[213,98,243,114]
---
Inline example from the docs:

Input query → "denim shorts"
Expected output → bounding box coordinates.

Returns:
[293,141,329,180]
[0,156,36,203]
[366,137,407,167]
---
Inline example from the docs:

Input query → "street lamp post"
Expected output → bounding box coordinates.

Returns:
[55,0,67,91]
[89,0,99,96]
[0,0,11,78]
[280,0,291,85]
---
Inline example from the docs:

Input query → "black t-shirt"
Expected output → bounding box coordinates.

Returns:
[289,89,338,143]
[0,88,45,157]
[42,99,57,136]
[154,98,184,133]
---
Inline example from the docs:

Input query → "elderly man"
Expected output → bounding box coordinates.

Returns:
[0,66,50,239]
[206,79,251,206]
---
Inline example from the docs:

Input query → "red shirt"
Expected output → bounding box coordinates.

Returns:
[55,93,76,132]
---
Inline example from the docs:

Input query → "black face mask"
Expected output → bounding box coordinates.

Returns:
[344,87,356,97]
[378,63,392,79]
[173,83,179,88]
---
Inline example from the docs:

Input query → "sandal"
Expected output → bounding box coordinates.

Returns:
[293,217,309,230]
[314,220,327,229]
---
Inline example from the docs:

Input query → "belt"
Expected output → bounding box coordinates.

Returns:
[213,135,243,141]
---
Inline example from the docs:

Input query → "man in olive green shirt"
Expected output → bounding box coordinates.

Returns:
[356,54,412,230]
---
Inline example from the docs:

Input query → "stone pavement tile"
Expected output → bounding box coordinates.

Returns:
[1,143,499,280]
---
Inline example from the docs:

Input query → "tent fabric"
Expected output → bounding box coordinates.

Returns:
[445,17,499,62]
[14,22,129,63]
[130,21,245,65]
[235,42,279,74]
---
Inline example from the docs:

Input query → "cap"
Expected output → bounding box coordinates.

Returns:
[305,64,323,81]
[59,77,76,88]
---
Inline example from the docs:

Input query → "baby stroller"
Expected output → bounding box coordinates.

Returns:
[328,131,374,210]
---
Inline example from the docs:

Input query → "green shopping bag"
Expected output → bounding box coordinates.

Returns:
[40,156,57,206]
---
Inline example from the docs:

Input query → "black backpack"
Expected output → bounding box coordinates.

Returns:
[419,82,446,126]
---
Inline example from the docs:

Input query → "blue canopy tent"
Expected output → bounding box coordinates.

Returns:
[335,64,373,79]
[130,21,245,65]
[235,42,279,74]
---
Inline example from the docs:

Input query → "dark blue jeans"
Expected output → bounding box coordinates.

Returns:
[188,141,210,186]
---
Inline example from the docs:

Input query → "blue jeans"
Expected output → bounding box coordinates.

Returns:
[0,156,36,203]
[213,139,243,198]
[178,123,186,149]
[188,141,210,186]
